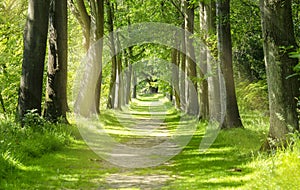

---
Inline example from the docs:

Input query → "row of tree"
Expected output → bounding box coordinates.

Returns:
[17,0,299,149]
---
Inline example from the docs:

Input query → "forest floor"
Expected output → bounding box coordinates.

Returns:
[2,94,287,189]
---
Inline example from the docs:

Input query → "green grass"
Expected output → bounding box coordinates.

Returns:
[0,94,299,189]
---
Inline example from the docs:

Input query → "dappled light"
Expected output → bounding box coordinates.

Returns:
[1,0,300,189]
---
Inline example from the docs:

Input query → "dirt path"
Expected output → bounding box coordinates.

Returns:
[101,96,183,188]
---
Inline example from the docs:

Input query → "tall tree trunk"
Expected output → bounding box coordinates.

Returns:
[125,47,133,104]
[132,70,137,99]
[116,35,123,109]
[180,24,187,111]
[90,0,104,114]
[217,0,243,128]
[205,0,221,122]
[70,0,104,115]
[199,2,209,120]
[18,0,50,121]
[44,0,68,122]
[172,48,180,109]
[207,2,221,122]
[179,0,186,111]
[106,0,117,109]
[185,0,199,116]
[260,0,299,149]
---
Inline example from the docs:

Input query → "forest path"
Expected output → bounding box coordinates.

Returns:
[99,94,188,188]
[6,94,255,189]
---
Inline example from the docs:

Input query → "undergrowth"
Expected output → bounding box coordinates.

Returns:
[246,137,300,189]
[0,112,74,182]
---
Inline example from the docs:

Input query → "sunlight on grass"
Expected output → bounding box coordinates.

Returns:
[2,94,300,189]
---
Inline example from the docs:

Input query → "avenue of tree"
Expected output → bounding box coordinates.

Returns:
[4,0,300,149]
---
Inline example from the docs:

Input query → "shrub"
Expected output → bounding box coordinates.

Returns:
[236,80,269,112]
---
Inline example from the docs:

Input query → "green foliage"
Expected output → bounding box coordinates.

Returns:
[246,138,300,189]
[231,0,265,81]
[0,114,74,180]
[236,80,269,112]
[0,2,25,113]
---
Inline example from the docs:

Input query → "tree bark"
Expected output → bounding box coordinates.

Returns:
[184,0,199,116]
[132,70,137,99]
[125,47,133,104]
[44,0,68,122]
[205,0,222,122]
[217,0,243,128]
[73,0,104,116]
[260,0,299,149]
[90,0,104,114]
[199,1,209,120]
[172,48,181,109]
[116,35,123,109]
[18,0,50,121]
[106,0,117,109]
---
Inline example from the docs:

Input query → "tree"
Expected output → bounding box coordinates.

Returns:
[260,0,299,149]
[44,0,68,122]
[70,0,104,115]
[216,0,243,128]
[184,0,199,115]
[18,0,50,121]
[172,47,181,109]
[203,0,222,122]
[90,0,105,114]
[199,1,209,120]
[106,0,118,109]
[68,0,91,52]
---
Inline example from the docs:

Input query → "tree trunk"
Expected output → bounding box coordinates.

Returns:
[18,0,50,121]
[179,0,186,111]
[116,35,123,109]
[132,71,137,99]
[185,0,199,116]
[106,0,117,109]
[199,2,209,120]
[260,0,299,149]
[217,0,243,129]
[205,1,221,122]
[125,47,133,104]
[71,0,104,116]
[172,48,180,109]
[180,24,187,111]
[90,0,104,114]
[44,0,68,123]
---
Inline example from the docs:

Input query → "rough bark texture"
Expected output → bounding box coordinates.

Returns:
[172,48,181,109]
[90,0,104,114]
[199,2,209,120]
[185,0,199,116]
[132,71,137,99]
[217,0,243,128]
[18,0,50,121]
[124,47,133,104]
[260,0,299,149]
[44,0,68,122]
[116,35,123,109]
[205,0,221,122]
[106,0,117,109]
[180,22,187,111]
